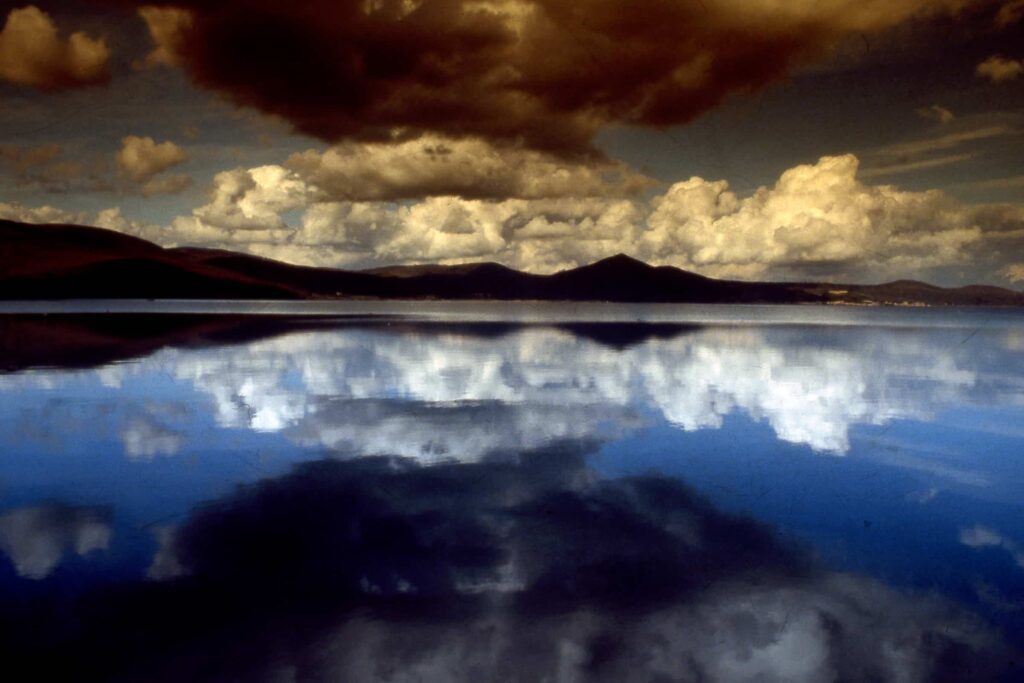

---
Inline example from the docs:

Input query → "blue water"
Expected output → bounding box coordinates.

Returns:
[0,305,1022,681]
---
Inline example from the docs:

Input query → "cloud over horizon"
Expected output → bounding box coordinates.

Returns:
[44,152,1019,285]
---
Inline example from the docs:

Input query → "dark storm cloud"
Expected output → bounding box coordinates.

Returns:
[0,447,1014,681]
[111,0,972,153]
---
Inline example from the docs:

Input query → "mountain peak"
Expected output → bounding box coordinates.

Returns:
[587,253,651,270]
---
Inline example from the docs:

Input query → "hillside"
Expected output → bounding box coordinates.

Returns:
[2,219,1022,306]
[0,220,303,300]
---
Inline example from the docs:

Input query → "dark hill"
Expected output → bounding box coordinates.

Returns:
[0,220,164,279]
[0,220,303,300]
[2,219,1022,306]
[544,254,811,303]
[362,262,520,278]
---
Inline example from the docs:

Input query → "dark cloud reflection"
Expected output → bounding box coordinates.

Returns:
[0,443,1015,682]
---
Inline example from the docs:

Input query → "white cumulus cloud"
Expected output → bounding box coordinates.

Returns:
[0,5,109,89]
[287,136,653,201]
[192,165,316,232]
[638,154,993,279]
[116,135,188,183]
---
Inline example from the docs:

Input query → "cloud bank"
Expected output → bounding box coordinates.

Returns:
[8,136,1023,282]
[109,153,1024,283]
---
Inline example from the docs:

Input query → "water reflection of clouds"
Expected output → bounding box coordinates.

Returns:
[1,322,1022,679]
[287,399,639,463]
[1,394,190,459]
[3,325,1024,459]
[6,325,1024,464]
[961,526,1024,571]
[120,403,190,459]
[3,450,1010,681]
[1005,329,1024,352]
[120,416,184,459]
[0,504,112,579]
[131,326,1024,454]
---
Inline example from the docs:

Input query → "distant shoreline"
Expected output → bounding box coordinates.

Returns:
[4,219,1023,308]
[3,297,1024,311]
[3,299,1023,324]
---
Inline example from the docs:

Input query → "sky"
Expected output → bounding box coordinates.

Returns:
[0,1,1023,286]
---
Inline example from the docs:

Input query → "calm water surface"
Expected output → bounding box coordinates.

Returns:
[1,303,1023,681]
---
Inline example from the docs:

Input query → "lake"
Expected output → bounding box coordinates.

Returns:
[1,302,1023,681]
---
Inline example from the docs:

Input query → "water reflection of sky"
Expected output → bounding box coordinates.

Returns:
[0,309,1023,681]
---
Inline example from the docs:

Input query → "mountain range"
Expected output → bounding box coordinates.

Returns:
[2,218,1022,306]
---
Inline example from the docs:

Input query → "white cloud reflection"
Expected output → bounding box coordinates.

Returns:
[163,325,1019,456]
[961,525,1024,570]
[120,415,184,460]
[0,504,111,579]
[2,323,1022,461]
